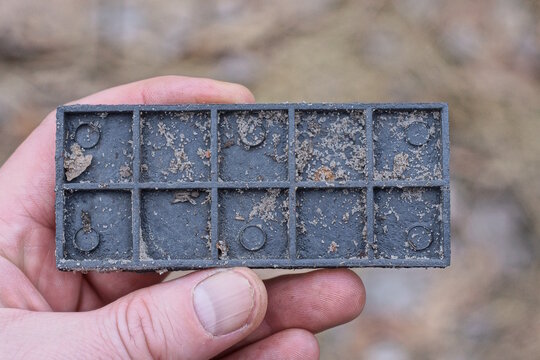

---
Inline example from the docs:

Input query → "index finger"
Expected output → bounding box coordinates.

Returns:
[220,269,366,357]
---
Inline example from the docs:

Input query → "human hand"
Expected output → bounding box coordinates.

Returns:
[0,76,365,359]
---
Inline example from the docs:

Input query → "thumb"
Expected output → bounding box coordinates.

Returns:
[0,268,267,359]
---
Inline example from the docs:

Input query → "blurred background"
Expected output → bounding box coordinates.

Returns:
[1,0,539,358]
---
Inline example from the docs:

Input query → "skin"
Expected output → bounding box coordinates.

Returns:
[0,76,365,359]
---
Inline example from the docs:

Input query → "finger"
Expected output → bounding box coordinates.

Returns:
[231,269,365,352]
[72,75,255,105]
[0,268,268,359]
[220,329,319,360]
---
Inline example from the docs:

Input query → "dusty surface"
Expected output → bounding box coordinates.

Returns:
[218,110,288,181]
[140,189,211,260]
[297,188,367,259]
[296,110,366,181]
[248,189,281,222]
[219,189,289,260]
[63,112,134,183]
[141,112,211,182]
[2,0,540,358]
[374,110,442,180]
[374,152,409,180]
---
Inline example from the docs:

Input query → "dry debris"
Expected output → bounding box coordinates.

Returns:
[249,189,281,222]
[328,241,339,253]
[172,190,200,205]
[81,210,92,233]
[314,166,336,181]
[374,152,409,180]
[234,213,245,221]
[296,110,366,181]
[64,143,92,181]
[216,240,228,258]
[119,164,132,179]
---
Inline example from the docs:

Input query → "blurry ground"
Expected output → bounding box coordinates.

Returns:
[1,0,540,359]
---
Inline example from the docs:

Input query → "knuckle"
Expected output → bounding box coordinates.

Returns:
[112,295,169,359]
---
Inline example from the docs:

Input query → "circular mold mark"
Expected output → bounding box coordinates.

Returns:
[239,123,266,148]
[74,228,100,252]
[297,133,308,143]
[406,122,430,146]
[238,224,267,251]
[407,224,433,251]
[75,123,100,149]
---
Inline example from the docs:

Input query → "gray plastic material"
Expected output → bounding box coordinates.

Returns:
[55,103,450,271]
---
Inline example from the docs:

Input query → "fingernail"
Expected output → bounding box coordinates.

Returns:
[193,271,254,336]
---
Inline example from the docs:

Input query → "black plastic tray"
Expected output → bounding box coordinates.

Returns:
[55,103,450,271]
